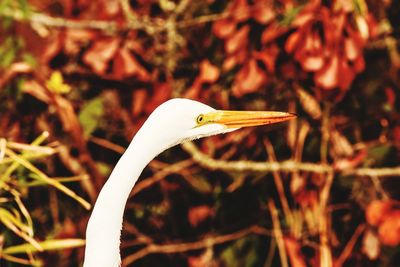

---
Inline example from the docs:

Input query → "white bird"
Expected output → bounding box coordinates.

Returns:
[83,98,295,267]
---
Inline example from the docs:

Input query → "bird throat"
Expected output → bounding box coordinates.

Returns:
[84,129,164,267]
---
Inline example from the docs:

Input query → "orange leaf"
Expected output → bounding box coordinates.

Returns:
[199,60,220,83]
[366,200,393,226]
[225,25,249,54]
[378,211,400,246]
[212,19,237,39]
[83,38,120,75]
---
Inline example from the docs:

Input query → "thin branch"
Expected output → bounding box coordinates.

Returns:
[130,159,194,196]
[0,7,226,33]
[1,9,120,32]
[122,225,271,265]
[334,224,366,267]
[181,142,400,177]
[268,199,289,267]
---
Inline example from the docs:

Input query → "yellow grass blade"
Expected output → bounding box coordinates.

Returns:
[5,149,91,210]
[2,238,86,254]
[0,208,43,251]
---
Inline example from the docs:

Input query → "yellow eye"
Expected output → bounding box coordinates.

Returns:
[196,114,205,124]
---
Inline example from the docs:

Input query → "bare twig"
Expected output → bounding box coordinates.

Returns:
[130,159,194,196]
[264,139,293,229]
[0,6,226,33]
[181,142,400,177]
[268,199,289,267]
[89,136,125,154]
[334,224,366,267]
[122,225,271,265]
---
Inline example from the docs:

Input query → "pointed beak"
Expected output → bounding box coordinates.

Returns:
[202,110,297,129]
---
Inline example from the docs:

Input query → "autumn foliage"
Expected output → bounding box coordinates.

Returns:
[0,0,400,266]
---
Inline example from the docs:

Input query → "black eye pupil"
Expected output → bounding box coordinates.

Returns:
[198,115,203,123]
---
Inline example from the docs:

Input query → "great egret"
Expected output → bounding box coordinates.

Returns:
[83,98,295,267]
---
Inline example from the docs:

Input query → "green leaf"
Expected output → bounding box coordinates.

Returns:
[221,236,259,267]
[78,97,104,137]
[0,45,15,67]
[22,53,36,67]
[368,144,394,165]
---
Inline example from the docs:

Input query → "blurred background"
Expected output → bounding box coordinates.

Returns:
[0,0,399,266]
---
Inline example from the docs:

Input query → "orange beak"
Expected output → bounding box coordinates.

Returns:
[201,110,296,128]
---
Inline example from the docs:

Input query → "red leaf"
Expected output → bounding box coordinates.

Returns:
[188,250,212,267]
[222,49,249,71]
[225,25,249,54]
[292,11,314,27]
[131,89,147,117]
[338,57,355,90]
[65,29,95,55]
[253,45,279,72]
[212,19,237,39]
[301,54,324,72]
[253,4,275,24]
[0,62,32,89]
[144,83,172,114]
[285,30,303,54]
[223,55,238,71]
[385,87,396,107]
[113,47,149,80]
[284,236,307,267]
[314,53,339,89]
[230,0,251,22]
[353,55,365,73]
[188,205,214,227]
[261,22,287,44]
[83,38,120,75]
[344,37,360,61]
[232,59,267,97]
[42,34,63,64]
[199,60,219,83]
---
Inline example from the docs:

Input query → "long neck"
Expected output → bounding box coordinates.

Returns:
[84,127,165,267]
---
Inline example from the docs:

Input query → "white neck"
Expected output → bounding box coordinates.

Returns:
[84,126,165,267]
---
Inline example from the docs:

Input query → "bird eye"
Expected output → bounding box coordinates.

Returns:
[196,114,204,124]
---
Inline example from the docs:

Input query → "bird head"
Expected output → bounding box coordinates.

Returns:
[140,98,296,150]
